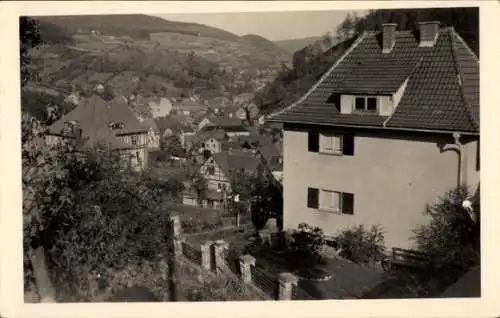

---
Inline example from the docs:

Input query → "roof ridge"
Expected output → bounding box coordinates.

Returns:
[384,57,424,127]
[267,31,368,120]
[447,29,480,130]
[450,27,479,62]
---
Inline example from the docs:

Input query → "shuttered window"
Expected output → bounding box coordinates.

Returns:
[342,133,355,156]
[342,192,354,215]
[308,132,319,152]
[307,187,319,209]
[308,187,354,215]
[310,131,354,156]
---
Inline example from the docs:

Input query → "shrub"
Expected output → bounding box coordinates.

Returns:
[185,275,252,301]
[335,224,386,265]
[413,185,480,272]
[43,173,170,300]
[291,223,326,257]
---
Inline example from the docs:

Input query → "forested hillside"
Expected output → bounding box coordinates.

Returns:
[36,14,241,41]
[256,7,479,115]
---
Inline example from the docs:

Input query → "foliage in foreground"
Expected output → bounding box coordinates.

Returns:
[413,185,480,272]
[334,224,386,265]
[290,223,326,258]
[185,274,255,301]
[22,113,171,299]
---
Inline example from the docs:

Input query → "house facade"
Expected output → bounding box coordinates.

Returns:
[267,22,480,250]
[46,95,150,173]
[195,149,264,209]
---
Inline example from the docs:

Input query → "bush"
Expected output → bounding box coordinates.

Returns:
[413,185,480,272]
[181,217,225,233]
[291,223,326,257]
[185,275,252,301]
[43,172,170,300]
[335,224,386,265]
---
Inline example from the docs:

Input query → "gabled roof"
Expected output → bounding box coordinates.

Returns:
[175,100,207,113]
[47,95,148,149]
[192,129,228,148]
[141,118,160,133]
[203,114,246,130]
[268,26,479,134]
[211,149,263,177]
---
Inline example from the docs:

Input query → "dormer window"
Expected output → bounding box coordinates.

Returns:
[354,96,378,112]
[109,122,125,130]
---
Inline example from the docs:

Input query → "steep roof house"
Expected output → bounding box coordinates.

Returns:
[139,118,161,150]
[197,149,265,209]
[201,113,250,137]
[46,95,150,173]
[228,134,283,177]
[174,100,207,116]
[267,22,480,250]
[190,129,229,159]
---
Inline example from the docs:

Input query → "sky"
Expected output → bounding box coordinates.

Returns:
[156,10,367,41]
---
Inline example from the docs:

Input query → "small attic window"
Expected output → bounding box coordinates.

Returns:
[109,122,125,130]
[354,96,378,113]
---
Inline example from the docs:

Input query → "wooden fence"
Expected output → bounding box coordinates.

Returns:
[182,241,202,266]
[252,265,279,299]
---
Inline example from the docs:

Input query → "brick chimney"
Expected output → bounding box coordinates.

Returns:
[418,21,440,47]
[381,23,397,53]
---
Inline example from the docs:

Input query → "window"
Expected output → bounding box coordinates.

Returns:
[319,133,342,154]
[307,187,354,215]
[109,122,125,130]
[207,166,215,175]
[131,135,139,146]
[308,131,354,156]
[320,190,341,212]
[218,183,222,190]
[354,96,378,112]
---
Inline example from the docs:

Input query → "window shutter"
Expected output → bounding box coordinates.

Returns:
[307,188,319,209]
[308,132,319,152]
[342,133,355,156]
[342,192,354,214]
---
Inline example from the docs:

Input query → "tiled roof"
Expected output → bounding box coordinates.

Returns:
[212,149,263,178]
[268,26,479,134]
[175,100,207,113]
[191,129,228,149]
[204,114,246,130]
[48,95,148,149]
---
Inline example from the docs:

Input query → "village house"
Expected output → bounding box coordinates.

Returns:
[177,125,196,150]
[189,129,228,161]
[200,114,250,137]
[194,149,264,209]
[46,95,150,172]
[139,118,161,150]
[267,21,480,250]
[173,100,207,116]
[228,134,283,182]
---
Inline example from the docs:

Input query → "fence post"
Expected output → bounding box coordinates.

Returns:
[168,213,182,301]
[200,240,213,271]
[170,214,182,237]
[278,272,298,300]
[213,239,229,272]
[238,254,256,283]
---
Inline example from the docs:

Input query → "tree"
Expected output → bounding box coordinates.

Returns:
[413,185,480,273]
[20,17,41,86]
[22,111,175,301]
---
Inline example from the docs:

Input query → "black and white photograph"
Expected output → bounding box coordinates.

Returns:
[1,0,499,317]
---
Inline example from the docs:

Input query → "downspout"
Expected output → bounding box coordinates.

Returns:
[442,132,464,187]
